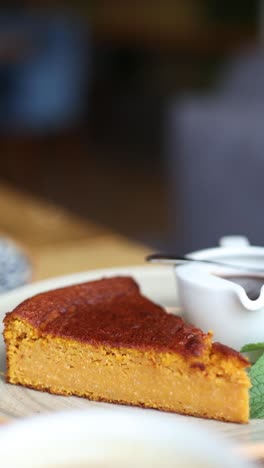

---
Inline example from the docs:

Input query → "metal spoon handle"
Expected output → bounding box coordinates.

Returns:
[146,254,194,266]
[146,253,264,273]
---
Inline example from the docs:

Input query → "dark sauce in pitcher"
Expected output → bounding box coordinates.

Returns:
[218,275,264,301]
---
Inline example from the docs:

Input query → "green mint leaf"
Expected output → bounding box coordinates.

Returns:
[249,353,264,418]
[241,342,264,353]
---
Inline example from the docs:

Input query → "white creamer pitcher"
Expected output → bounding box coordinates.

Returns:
[176,236,264,351]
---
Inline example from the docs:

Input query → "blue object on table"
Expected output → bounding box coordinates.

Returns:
[0,238,32,293]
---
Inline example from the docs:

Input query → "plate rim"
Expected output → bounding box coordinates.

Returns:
[0,263,172,296]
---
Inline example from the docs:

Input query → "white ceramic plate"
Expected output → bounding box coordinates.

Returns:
[0,265,262,444]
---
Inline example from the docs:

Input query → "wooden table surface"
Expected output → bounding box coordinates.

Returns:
[0,183,151,280]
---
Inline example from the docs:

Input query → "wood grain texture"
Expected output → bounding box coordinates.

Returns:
[32,236,151,280]
[0,183,150,279]
[0,183,108,247]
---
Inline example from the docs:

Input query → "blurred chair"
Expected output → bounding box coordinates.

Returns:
[166,96,264,252]
[218,47,264,99]
[0,12,89,131]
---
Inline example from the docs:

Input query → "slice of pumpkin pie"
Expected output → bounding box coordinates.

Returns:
[3,276,250,423]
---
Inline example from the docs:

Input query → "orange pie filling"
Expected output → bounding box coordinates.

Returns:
[4,317,250,423]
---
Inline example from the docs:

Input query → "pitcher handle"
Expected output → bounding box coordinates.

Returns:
[219,236,250,248]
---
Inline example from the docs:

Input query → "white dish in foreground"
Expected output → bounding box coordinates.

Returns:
[0,265,262,445]
[0,408,254,468]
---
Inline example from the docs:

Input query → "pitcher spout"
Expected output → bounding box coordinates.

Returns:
[235,284,264,311]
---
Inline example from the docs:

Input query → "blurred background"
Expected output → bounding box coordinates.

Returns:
[0,2,262,253]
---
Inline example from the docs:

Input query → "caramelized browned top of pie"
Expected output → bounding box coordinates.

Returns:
[3,276,248,364]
